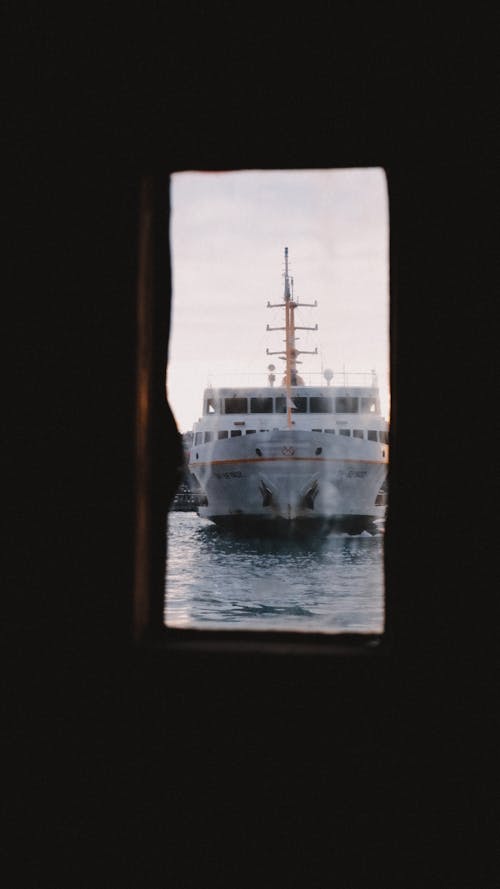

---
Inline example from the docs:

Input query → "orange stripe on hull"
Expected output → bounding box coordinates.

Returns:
[190,456,387,468]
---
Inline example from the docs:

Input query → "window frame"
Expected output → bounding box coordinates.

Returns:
[133,173,392,659]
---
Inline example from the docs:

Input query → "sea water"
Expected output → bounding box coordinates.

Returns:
[164,512,384,633]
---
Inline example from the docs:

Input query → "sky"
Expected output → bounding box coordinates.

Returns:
[167,168,389,433]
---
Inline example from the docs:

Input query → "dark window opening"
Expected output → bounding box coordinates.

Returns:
[361,396,378,413]
[353,429,364,439]
[276,396,307,413]
[339,429,351,436]
[379,430,389,444]
[246,429,256,434]
[204,431,213,443]
[292,397,307,413]
[368,430,378,441]
[218,430,228,439]
[250,397,273,413]
[206,397,218,414]
[310,396,333,413]
[225,397,248,414]
[230,429,242,437]
[336,397,358,413]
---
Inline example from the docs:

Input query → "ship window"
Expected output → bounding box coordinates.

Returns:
[310,396,333,413]
[335,397,358,413]
[368,430,378,441]
[361,396,378,413]
[224,397,248,413]
[312,428,322,432]
[353,429,364,439]
[276,396,307,413]
[194,432,203,445]
[163,167,389,643]
[204,431,213,443]
[378,430,389,444]
[339,429,351,436]
[250,397,273,413]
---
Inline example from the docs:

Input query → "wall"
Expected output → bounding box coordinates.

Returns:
[5,8,491,888]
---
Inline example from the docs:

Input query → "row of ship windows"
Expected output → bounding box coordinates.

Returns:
[194,429,390,445]
[206,396,379,415]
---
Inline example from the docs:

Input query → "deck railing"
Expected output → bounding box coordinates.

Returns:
[204,370,385,389]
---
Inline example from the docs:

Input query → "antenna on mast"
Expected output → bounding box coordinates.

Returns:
[284,245,291,301]
[266,247,319,426]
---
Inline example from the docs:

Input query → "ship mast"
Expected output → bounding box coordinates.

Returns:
[266,247,318,428]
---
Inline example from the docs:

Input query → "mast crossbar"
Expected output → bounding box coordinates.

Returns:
[266,247,319,428]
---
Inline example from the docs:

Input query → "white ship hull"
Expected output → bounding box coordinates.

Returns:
[189,430,387,533]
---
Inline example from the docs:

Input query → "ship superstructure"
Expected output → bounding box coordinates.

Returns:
[187,248,388,533]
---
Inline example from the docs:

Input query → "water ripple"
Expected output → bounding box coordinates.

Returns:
[165,512,384,632]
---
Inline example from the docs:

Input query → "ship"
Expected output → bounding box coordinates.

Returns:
[187,247,389,534]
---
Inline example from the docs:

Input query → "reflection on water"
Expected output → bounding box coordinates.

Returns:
[165,513,384,633]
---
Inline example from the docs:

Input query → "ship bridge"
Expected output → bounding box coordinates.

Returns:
[202,386,381,417]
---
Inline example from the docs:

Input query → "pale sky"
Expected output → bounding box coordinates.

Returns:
[167,168,390,433]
